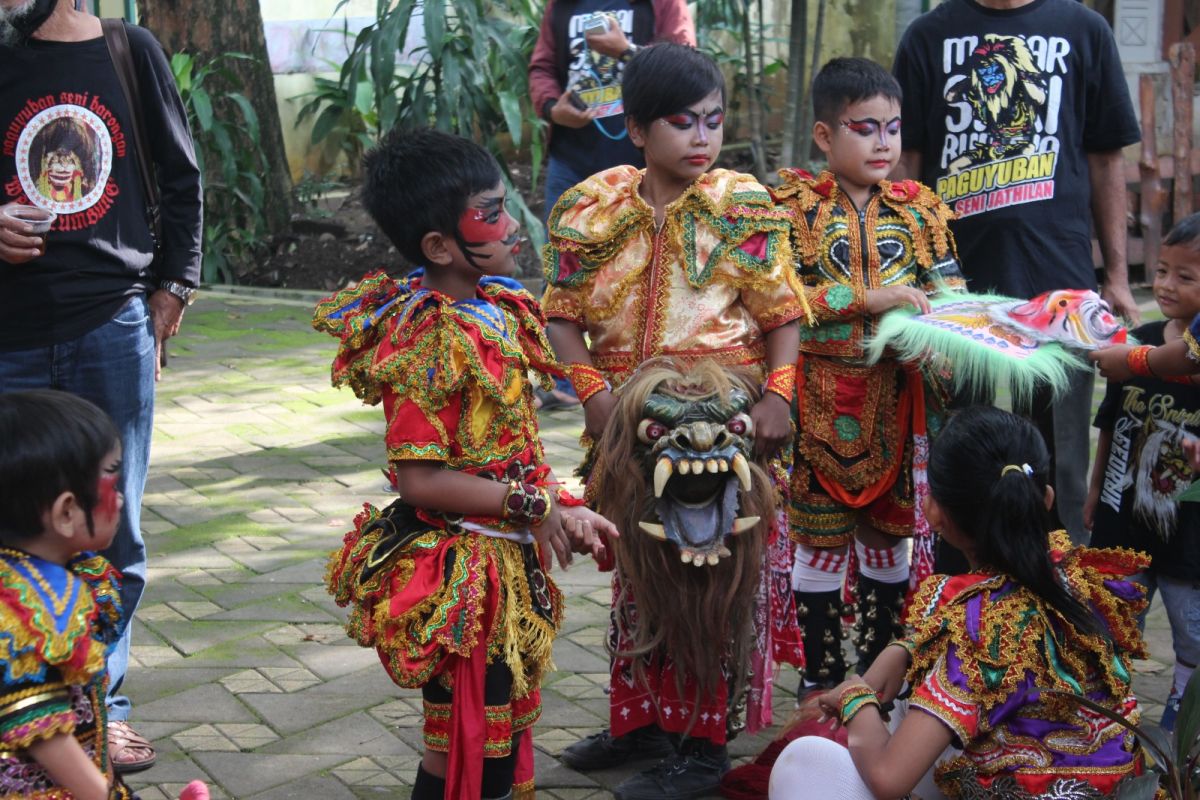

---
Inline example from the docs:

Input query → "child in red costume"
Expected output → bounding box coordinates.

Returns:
[315,129,615,800]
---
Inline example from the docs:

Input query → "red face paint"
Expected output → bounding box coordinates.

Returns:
[840,117,902,147]
[457,204,509,243]
[96,472,120,519]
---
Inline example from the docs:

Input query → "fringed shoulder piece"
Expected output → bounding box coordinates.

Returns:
[0,551,119,690]
[771,168,836,267]
[312,270,405,404]
[476,276,560,384]
[904,532,1149,711]
[878,179,958,268]
[544,165,651,288]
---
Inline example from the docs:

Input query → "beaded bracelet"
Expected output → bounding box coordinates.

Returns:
[1126,345,1156,378]
[763,364,797,403]
[564,363,609,405]
[502,481,552,526]
[838,684,881,726]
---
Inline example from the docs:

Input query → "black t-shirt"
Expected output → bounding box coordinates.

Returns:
[893,0,1139,299]
[548,0,654,175]
[0,26,202,350]
[1092,321,1200,580]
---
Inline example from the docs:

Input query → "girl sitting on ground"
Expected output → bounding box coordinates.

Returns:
[769,406,1153,800]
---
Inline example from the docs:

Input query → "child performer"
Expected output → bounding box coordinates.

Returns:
[543,43,810,800]
[772,57,963,687]
[314,128,616,800]
[1085,212,1200,733]
[770,407,1152,800]
[0,390,208,800]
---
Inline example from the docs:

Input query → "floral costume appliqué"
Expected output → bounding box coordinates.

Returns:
[901,533,1155,799]
[314,270,565,799]
[773,169,965,545]
[543,165,810,740]
[0,550,126,800]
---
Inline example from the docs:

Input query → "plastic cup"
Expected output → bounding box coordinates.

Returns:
[3,204,56,234]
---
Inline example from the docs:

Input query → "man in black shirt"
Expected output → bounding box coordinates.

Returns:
[0,0,202,774]
[893,0,1140,545]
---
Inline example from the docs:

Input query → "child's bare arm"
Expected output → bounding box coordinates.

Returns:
[750,322,800,457]
[27,733,110,800]
[865,286,931,316]
[393,462,573,569]
[547,319,616,440]
[1090,339,1196,380]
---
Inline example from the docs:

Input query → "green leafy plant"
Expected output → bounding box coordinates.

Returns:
[292,172,344,218]
[293,57,377,176]
[1045,668,1200,799]
[304,0,547,258]
[171,51,272,284]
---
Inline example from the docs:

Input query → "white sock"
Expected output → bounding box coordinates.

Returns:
[855,539,909,584]
[792,544,848,592]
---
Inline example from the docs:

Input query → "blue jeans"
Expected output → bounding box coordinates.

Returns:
[1134,571,1200,671]
[0,295,155,721]
[544,156,589,226]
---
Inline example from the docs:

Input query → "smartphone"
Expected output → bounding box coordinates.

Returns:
[583,13,609,35]
[566,88,589,111]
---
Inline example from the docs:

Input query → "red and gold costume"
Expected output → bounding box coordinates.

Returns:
[543,165,810,389]
[314,270,565,799]
[773,170,964,545]
[0,550,129,800]
[543,166,809,741]
[901,533,1154,799]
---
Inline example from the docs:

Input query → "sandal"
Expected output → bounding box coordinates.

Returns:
[108,720,156,774]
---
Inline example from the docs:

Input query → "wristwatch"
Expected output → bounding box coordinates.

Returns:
[619,43,640,64]
[159,279,197,306]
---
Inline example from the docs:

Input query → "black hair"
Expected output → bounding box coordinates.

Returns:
[360,127,502,266]
[0,390,120,544]
[928,406,1099,636]
[622,43,726,128]
[1164,211,1200,251]
[811,56,903,125]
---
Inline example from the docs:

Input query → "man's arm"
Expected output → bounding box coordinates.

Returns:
[652,0,696,45]
[1089,148,1139,325]
[529,1,563,120]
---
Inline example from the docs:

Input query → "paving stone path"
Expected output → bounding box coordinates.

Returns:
[124,289,1175,799]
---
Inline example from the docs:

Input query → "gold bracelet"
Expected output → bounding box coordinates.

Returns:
[564,363,608,405]
[838,684,881,726]
[763,364,796,403]
[501,481,552,526]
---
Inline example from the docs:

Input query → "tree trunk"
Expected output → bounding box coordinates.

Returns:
[743,1,768,181]
[138,0,292,236]
[782,0,808,167]
[795,0,827,168]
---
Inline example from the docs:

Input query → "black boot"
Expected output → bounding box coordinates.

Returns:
[560,725,674,771]
[852,576,907,675]
[794,589,847,689]
[612,737,731,800]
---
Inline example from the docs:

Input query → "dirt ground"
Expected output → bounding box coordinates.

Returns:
[242,151,758,291]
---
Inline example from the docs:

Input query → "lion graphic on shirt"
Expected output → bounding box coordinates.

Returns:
[945,34,1048,174]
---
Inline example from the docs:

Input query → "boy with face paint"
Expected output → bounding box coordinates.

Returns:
[771,57,965,691]
[0,390,209,800]
[543,43,810,800]
[313,128,618,800]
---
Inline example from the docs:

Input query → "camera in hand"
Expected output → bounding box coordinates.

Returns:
[582,13,609,35]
